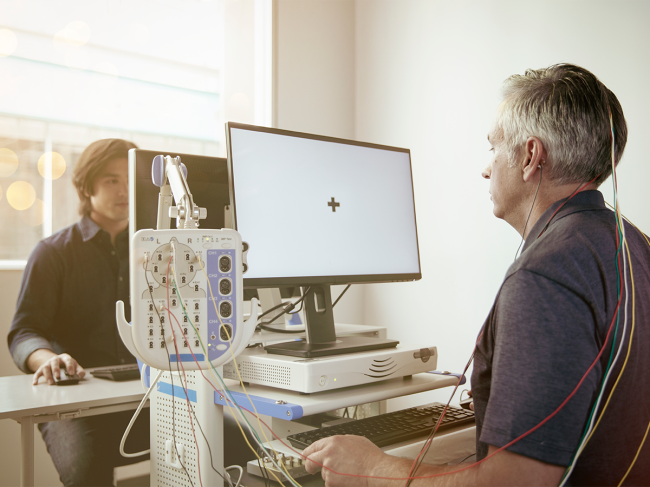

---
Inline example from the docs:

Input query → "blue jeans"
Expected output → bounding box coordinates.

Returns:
[39,409,256,486]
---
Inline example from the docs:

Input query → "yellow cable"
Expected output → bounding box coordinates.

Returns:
[604,116,649,483]
[197,256,301,486]
[197,258,297,480]
[610,216,650,486]
[603,200,650,249]
[581,240,636,450]
[618,419,650,486]
[170,260,291,486]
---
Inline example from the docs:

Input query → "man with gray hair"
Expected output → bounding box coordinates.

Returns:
[301,64,650,486]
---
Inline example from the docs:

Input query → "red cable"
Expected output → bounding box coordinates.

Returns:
[537,174,600,238]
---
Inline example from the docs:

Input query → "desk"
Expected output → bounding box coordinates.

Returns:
[0,373,147,487]
[1,325,451,487]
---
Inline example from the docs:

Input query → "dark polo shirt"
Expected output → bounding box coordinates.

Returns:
[472,190,650,485]
[8,216,135,372]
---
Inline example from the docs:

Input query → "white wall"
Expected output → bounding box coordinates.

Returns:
[275,0,363,324]
[355,0,650,410]
[275,0,355,139]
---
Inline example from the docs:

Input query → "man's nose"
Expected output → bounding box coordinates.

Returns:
[482,164,491,180]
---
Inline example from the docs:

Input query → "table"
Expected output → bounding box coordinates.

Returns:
[0,373,147,487]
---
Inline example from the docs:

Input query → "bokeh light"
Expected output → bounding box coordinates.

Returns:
[54,21,91,47]
[0,28,18,57]
[19,198,45,227]
[7,181,36,210]
[0,148,19,177]
[128,23,150,47]
[37,152,67,180]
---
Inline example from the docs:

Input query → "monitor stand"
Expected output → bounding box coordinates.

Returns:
[264,285,399,358]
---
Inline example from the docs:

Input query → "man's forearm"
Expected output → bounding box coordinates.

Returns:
[369,455,478,487]
[367,446,563,487]
[26,348,58,373]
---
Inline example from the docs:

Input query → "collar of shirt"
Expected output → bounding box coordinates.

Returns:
[522,190,606,254]
[78,215,105,242]
[78,215,129,248]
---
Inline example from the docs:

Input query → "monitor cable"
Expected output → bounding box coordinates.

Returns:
[257,287,311,333]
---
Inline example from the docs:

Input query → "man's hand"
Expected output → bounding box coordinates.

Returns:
[28,349,85,385]
[303,435,394,487]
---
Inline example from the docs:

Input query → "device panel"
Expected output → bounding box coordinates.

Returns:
[130,228,243,370]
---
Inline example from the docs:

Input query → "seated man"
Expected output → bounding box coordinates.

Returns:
[8,139,258,486]
[7,139,150,486]
[302,64,650,486]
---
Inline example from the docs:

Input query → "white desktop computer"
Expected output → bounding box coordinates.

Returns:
[224,344,438,393]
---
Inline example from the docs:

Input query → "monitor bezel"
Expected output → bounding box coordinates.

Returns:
[225,122,422,289]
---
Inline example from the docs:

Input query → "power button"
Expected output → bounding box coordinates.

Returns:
[318,375,327,387]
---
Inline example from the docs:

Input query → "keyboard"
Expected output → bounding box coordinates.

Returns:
[88,364,141,381]
[287,404,475,449]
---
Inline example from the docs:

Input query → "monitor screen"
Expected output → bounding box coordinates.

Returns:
[226,123,421,289]
[226,123,421,357]
[128,149,230,239]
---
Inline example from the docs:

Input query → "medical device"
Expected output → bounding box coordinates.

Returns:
[116,154,259,487]
[117,154,258,370]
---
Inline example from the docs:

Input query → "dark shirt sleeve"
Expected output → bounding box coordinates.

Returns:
[7,241,63,373]
[479,269,602,466]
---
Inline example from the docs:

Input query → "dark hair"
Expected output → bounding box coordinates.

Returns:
[72,139,137,216]
[496,64,627,187]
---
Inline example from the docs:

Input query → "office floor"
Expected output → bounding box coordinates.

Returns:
[116,475,149,487]
[114,461,150,487]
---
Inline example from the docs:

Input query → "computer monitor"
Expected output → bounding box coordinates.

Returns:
[128,148,231,237]
[226,122,422,357]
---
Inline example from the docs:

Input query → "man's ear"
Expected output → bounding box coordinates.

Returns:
[522,136,547,182]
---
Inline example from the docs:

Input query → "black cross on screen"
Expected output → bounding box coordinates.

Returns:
[328,197,340,212]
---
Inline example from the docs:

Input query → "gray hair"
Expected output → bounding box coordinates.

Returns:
[494,64,627,187]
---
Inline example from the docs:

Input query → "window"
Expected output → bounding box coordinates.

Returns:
[0,0,224,265]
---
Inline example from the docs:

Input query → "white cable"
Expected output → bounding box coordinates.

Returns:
[213,372,302,487]
[140,363,148,391]
[560,210,630,485]
[169,256,297,484]
[168,271,288,484]
[120,368,164,458]
[225,465,243,487]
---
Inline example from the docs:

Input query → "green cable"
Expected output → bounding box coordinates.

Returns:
[170,275,265,445]
[561,161,626,482]
[172,276,301,487]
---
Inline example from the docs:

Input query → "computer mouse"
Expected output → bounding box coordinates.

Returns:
[53,370,82,385]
